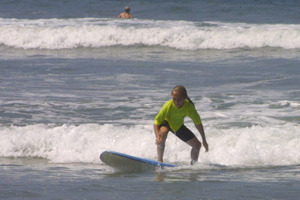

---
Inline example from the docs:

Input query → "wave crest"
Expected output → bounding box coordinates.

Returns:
[0,18,300,50]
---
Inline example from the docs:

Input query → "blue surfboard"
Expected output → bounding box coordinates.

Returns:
[100,151,177,172]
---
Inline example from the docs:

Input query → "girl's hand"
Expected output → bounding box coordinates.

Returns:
[155,134,162,145]
[203,140,209,152]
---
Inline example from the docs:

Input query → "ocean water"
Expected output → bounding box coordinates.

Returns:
[1,0,300,199]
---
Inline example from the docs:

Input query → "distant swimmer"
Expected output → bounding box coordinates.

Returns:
[118,7,133,18]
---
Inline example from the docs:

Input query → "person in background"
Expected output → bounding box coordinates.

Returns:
[153,85,209,164]
[118,7,133,18]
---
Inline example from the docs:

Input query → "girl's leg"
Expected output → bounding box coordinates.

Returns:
[186,137,202,163]
[157,126,169,162]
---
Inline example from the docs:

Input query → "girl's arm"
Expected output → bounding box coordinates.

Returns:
[153,124,162,144]
[195,123,209,152]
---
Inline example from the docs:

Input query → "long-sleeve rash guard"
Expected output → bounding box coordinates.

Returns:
[154,99,202,132]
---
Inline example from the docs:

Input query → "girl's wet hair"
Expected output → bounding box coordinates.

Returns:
[171,85,195,105]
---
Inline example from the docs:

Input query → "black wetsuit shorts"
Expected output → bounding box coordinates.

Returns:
[160,120,196,142]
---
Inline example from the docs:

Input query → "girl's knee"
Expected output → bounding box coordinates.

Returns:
[194,142,201,151]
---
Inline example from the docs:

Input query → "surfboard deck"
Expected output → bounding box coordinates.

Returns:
[100,151,177,172]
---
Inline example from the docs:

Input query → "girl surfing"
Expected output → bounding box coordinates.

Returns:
[153,85,209,164]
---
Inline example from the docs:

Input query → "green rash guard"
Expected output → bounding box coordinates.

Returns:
[154,99,202,132]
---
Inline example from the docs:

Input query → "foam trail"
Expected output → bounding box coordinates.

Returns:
[0,124,299,168]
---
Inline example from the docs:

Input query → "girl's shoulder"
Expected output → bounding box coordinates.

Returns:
[185,99,197,111]
[161,99,173,108]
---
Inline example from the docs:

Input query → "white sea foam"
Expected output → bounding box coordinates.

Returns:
[0,124,299,168]
[0,18,300,50]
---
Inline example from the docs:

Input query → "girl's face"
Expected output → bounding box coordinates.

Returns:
[172,92,185,108]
